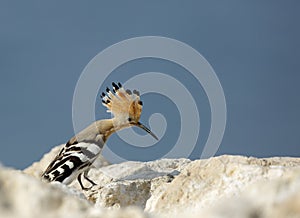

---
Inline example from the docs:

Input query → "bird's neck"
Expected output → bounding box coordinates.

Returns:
[95,118,128,142]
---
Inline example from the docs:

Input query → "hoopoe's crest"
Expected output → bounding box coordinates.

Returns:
[101,82,142,123]
[101,82,157,139]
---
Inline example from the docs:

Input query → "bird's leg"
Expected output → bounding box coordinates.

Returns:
[83,170,97,186]
[77,173,92,191]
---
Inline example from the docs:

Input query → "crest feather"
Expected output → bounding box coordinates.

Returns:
[101,82,143,121]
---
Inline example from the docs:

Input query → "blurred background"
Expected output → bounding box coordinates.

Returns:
[1,1,299,169]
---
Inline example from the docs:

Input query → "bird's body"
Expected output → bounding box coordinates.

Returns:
[42,82,158,190]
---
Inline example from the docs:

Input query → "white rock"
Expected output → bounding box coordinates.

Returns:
[0,166,91,218]
[98,158,190,180]
[197,167,300,218]
[77,158,190,208]
[21,150,300,218]
[145,155,300,217]
[0,165,153,218]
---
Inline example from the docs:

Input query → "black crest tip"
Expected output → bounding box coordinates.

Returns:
[133,90,140,96]
[112,82,119,89]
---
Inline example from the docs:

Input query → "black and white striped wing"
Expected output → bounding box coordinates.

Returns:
[42,140,101,185]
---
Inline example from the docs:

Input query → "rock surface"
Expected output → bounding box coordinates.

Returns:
[0,145,299,218]
[145,155,300,217]
[81,158,191,208]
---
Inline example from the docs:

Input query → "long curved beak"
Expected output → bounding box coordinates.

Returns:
[134,122,159,140]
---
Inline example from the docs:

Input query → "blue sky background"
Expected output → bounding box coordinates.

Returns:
[1,1,299,169]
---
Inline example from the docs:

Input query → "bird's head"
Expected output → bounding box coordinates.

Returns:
[101,82,158,140]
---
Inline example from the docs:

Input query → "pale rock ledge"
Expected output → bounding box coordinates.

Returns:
[0,144,299,218]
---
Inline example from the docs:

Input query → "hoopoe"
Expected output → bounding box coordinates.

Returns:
[42,82,158,190]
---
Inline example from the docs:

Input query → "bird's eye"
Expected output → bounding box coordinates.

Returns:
[128,118,132,122]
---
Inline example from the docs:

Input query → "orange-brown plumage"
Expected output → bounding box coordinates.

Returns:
[101,82,143,124]
[101,82,158,140]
